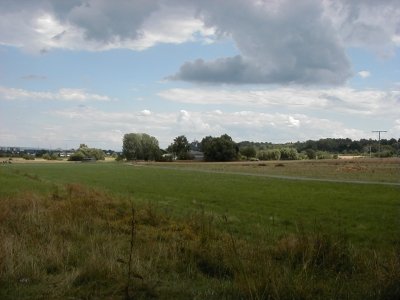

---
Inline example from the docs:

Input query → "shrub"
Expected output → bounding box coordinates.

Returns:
[22,154,35,160]
[316,151,332,159]
[42,153,58,160]
[68,145,106,161]
[257,149,281,160]
[305,148,316,159]
[280,148,298,160]
[115,154,124,162]
[68,151,85,161]
[240,146,257,159]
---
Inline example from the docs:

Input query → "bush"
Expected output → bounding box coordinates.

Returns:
[22,154,35,160]
[316,151,332,159]
[115,155,124,162]
[240,146,257,159]
[156,155,173,162]
[42,153,58,160]
[305,149,316,159]
[257,149,281,160]
[280,148,298,160]
[68,152,85,161]
[68,145,105,161]
[375,150,394,158]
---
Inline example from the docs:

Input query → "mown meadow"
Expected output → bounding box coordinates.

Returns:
[0,161,399,299]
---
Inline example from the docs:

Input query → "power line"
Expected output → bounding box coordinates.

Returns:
[372,130,387,158]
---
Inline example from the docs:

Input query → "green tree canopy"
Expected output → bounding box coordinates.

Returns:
[122,133,160,161]
[68,144,105,161]
[168,135,191,160]
[257,149,281,161]
[201,134,239,161]
[279,147,299,160]
[240,146,257,159]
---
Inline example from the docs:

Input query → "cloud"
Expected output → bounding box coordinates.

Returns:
[3,102,398,149]
[358,71,371,78]
[1,0,399,85]
[176,110,212,133]
[1,0,398,54]
[392,119,400,136]
[139,109,152,116]
[323,0,400,57]
[0,86,112,102]
[171,0,352,85]
[159,88,326,108]
[158,87,400,116]
[0,0,213,52]
[0,0,400,89]
[49,106,179,147]
[64,0,159,42]
[128,3,216,50]
[46,107,373,147]
[168,56,270,84]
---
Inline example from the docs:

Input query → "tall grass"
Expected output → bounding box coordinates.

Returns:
[0,182,399,299]
[2,163,398,250]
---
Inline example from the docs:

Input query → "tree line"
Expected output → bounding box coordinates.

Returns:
[239,138,399,158]
[122,133,399,162]
[2,134,398,162]
[122,133,239,161]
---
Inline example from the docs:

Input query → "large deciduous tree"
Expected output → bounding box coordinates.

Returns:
[141,133,161,161]
[201,134,239,161]
[240,146,256,159]
[122,133,160,161]
[168,135,191,160]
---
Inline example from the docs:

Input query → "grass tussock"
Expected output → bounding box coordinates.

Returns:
[0,183,399,299]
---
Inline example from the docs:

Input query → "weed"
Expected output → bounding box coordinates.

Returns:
[0,163,399,299]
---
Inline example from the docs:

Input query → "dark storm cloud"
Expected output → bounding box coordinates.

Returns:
[1,0,399,85]
[171,0,352,85]
[64,0,160,42]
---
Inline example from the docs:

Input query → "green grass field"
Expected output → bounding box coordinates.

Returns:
[150,158,400,183]
[0,160,399,299]
[1,161,399,246]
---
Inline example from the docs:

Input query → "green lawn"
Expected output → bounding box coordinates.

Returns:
[150,158,400,183]
[0,162,399,299]
[1,162,398,247]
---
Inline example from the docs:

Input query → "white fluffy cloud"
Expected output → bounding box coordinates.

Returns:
[358,71,371,78]
[44,107,373,148]
[0,0,213,52]
[0,86,112,102]
[2,99,398,149]
[323,0,400,57]
[1,84,398,148]
[1,0,399,84]
[159,87,400,116]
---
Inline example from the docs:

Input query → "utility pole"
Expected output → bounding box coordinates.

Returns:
[372,130,387,158]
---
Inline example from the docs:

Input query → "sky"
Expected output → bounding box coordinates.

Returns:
[0,0,399,150]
